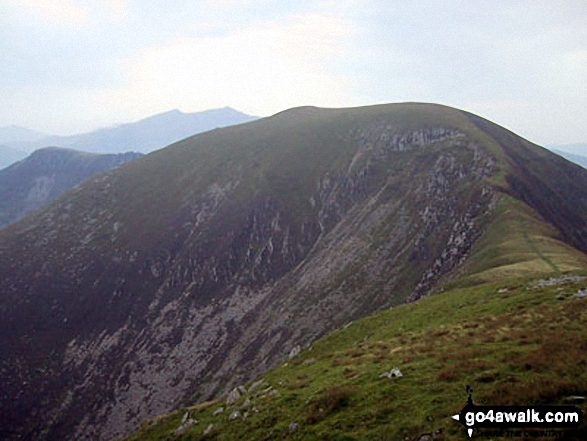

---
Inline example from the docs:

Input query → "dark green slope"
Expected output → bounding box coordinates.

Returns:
[0,103,586,441]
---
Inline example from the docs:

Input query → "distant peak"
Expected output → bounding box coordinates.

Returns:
[160,109,184,116]
[30,146,94,157]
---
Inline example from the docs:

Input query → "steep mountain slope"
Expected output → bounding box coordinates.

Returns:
[6,107,257,155]
[125,274,587,441]
[0,147,142,228]
[1,103,586,440]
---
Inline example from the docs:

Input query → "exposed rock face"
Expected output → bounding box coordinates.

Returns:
[1,104,586,440]
[0,147,142,228]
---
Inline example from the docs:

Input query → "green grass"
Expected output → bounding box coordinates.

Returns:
[449,195,587,288]
[123,274,587,441]
[118,104,587,440]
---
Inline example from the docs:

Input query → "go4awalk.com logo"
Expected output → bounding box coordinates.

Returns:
[451,386,583,438]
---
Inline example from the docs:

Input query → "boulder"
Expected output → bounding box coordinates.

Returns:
[226,388,241,405]
[248,379,265,393]
[380,367,403,379]
[174,418,198,435]
[203,424,214,435]
[289,345,301,359]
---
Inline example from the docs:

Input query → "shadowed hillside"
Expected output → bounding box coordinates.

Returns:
[0,147,142,228]
[1,103,586,440]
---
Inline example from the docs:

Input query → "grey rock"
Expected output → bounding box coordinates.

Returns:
[574,289,587,299]
[413,428,443,441]
[289,345,301,359]
[213,407,224,416]
[226,388,241,405]
[533,276,587,288]
[258,386,273,396]
[174,418,198,435]
[247,379,265,394]
[203,424,214,435]
[380,367,402,379]
[229,410,241,420]
[289,422,298,431]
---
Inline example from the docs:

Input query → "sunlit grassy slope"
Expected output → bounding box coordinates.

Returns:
[447,195,587,288]
[123,195,587,441]
[123,275,587,441]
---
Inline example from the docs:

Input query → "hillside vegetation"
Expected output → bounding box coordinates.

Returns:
[126,275,587,440]
[3,103,587,440]
[123,189,587,440]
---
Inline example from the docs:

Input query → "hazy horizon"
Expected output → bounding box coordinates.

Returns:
[1,0,586,145]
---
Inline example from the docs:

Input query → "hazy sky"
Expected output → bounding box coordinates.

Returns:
[1,0,586,145]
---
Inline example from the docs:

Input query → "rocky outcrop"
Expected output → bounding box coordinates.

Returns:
[2,103,580,440]
[0,147,142,228]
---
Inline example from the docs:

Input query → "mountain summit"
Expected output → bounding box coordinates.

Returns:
[2,107,257,156]
[1,103,586,440]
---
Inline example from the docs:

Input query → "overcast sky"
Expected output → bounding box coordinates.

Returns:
[1,0,585,145]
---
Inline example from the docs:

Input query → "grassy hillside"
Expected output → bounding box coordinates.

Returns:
[448,196,587,287]
[124,273,587,441]
[5,103,587,440]
[124,196,587,441]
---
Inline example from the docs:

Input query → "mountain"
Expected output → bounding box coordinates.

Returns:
[0,125,46,144]
[8,107,257,155]
[0,147,142,228]
[549,143,587,157]
[552,149,587,169]
[126,275,587,441]
[0,145,28,170]
[1,103,587,440]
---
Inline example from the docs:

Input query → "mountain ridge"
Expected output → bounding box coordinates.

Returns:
[2,107,257,156]
[0,125,47,144]
[0,147,142,228]
[1,103,586,440]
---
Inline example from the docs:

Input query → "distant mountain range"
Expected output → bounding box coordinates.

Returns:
[549,147,587,169]
[549,143,587,157]
[2,103,587,440]
[0,145,28,170]
[0,125,46,144]
[0,147,142,228]
[0,107,257,168]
